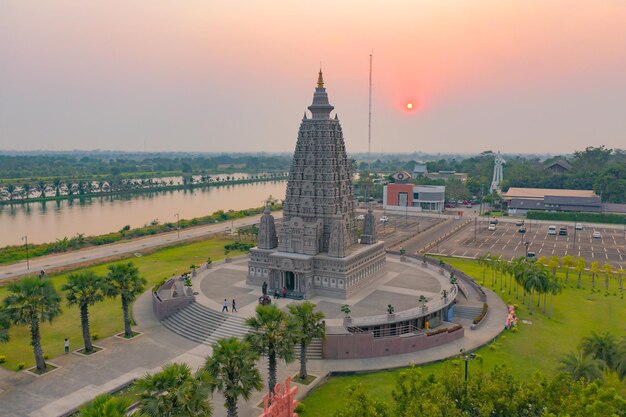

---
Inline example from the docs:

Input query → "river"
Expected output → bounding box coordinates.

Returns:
[0,180,286,247]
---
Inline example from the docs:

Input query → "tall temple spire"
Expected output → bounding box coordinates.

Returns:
[317,69,324,88]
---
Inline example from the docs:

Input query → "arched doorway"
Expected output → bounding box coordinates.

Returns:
[284,271,296,291]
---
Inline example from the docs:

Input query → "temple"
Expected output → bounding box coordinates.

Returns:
[247,71,386,299]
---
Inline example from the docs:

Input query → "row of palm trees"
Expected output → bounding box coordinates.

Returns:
[559,331,626,383]
[0,262,146,371]
[0,172,287,202]
[477,254,564,316]
[78,302,325,417]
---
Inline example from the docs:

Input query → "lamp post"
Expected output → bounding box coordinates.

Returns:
[174,213,180,239]
[524,241,529,259]
[22,235,30,270]
[459,348,477,383]
[573,215,577,252]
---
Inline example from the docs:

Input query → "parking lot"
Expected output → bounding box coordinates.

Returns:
[437,219,626,270]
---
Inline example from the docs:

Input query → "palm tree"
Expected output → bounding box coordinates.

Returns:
[548,273,563,318]
[589,261,600,288]
[245,304,297,396]
[136,362,213,417]
[559,350,605,381]
[79,394,131,417]
[0,307,10,343]
[561,255,574,284]
[574,257,586,288]
[580,331,618,369]
[61,271,106,353]
[602,263,613,290]
[288,301,326,380]
[204,337,262,417]
[615,337,626,379]
[3,276,61,371]
[523,263,549,315]
[35,180,48,198]
[52,179,62,197]
[105,262,146,338]
[477,254,489,286]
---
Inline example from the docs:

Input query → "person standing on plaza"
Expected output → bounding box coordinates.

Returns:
[222,299,228,312]
[232,299,237,312]
[64,337,69,353]
[282,286,287,298]
[262,281,267,295]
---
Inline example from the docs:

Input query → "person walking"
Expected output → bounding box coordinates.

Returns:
[232,299,237,313]
[282,286,287,298]
[221,299,228,313]
[64,338,69,354]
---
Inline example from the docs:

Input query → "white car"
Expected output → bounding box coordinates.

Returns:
[547,226,557,235]
[356,214,365,220]
[592,231,602,239]
[575,223,583,230]
[380,215,389,223]
[488,224,496,231]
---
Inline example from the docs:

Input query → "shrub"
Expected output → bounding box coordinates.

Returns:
[511,327,519,333]
[17,362,25,370]
[526,210,625,224]
[0,355,6,363]
[92,333,99,340]
[294,403,305,413]
[43,354,49,360]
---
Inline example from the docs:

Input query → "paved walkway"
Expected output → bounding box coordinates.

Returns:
[0,212,282,281]
[0,256,507,417]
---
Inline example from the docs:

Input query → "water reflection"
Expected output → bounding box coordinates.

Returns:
[1,181,286,247]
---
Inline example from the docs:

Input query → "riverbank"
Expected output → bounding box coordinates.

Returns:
[0,203,282,266]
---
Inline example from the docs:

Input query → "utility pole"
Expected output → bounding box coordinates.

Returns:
[175,213,180,239]
[22,235,29,270]
[368,51,373,158]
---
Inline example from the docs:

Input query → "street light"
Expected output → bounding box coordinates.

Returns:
[22,235,30,270]
[174,213,180,239]
[459,348,477,382]
[524,241,530,259]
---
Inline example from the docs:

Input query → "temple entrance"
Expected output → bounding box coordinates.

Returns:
[285,271,296,291]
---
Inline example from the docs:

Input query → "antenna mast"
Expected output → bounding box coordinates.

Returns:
[368,52,373,158]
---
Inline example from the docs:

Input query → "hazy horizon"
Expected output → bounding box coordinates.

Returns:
[2,1,625,154]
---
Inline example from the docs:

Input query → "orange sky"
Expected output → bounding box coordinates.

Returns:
[1,1,625,153]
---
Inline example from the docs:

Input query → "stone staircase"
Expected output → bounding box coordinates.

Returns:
[161,303,325,359]
[453,305,483,320]
[161,302,248,345]
[295,338,323,360]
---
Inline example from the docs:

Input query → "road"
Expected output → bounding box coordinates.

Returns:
[0,212,283,281]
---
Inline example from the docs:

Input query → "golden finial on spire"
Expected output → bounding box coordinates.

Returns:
[317,68,324,88]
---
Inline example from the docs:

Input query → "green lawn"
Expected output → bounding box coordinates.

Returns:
[0,236,246,370]
[300,257,626,416]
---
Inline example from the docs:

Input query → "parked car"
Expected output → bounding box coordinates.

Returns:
[488,224,496,231]
[356,214,365,220]
[380,215,389,223]
[465,203,473,208]
[445,203,457,208]
[515,220,525,226]
[518,227,526,234]
[575,223,583,230]
[526,251,536,260]
[547,225,557,235]
[592,231,602,239]
[489,218,498,225]
[559,227,568,236]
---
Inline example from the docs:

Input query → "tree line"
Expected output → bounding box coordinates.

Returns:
[0,153,292,181]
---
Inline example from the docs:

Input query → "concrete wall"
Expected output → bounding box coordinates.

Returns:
[152,292,195,321]
[323,326,464,359]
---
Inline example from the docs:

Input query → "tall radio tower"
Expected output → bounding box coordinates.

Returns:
[368,52,373,158]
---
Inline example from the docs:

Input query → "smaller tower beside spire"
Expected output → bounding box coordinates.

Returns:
[257,205,278,250]
[360,204,377,244]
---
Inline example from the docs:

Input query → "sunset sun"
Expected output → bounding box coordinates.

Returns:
[406,102,414,110]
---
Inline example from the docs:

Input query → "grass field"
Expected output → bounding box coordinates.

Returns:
[0,236,244,370]
[299,257,626,416]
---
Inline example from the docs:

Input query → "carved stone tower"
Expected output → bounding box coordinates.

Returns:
[360,205,377,245]
[257,206,278,250]
[247,71,386,299]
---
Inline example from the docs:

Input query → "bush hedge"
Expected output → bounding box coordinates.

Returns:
[473,303,489,325]
[526,210,625,225]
